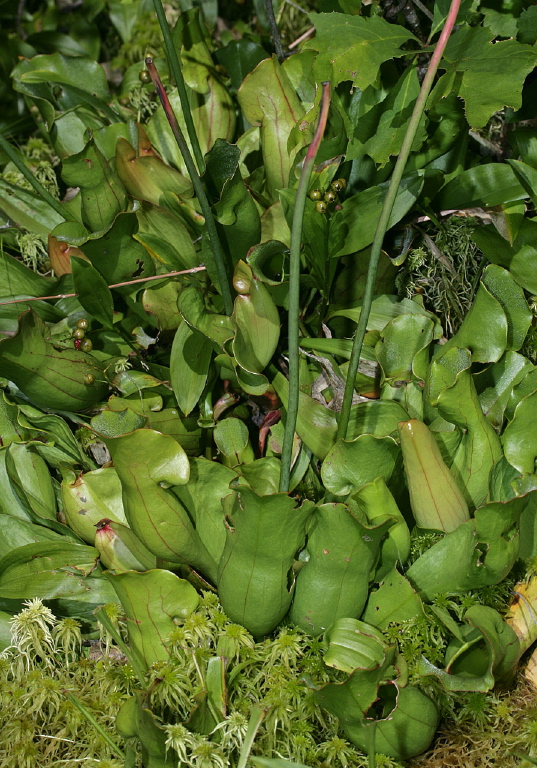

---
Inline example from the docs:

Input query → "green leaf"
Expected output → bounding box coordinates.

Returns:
[336,684,439,760]
[61,466,128,544]
[305,13,417,90]
[290,503,393,635]
[62,139,127,232]
[0,514,66,561]
[502,390,537,474]
[0,179,66,234]
[321,434,400,497]
[6,442,57,522]
[350,477,411,578]
[214,417,254,467]
[106,569,199,670]
[215,39,268,93]
[435,164,528,210]
[116,693,175,767]
[362,567,425,630]
[217,485,315,636]
[71,256,115,329]
[476,351,532,428]
[170,322,213,417]
[348,65,425,167]
[171,457,236,566]
[376,314,435,382]
[0,541,100,599]
[178,285,234,348]
[439,24,537,128]
[232,261,280,373]
[238,57,303,198]
[407,496,526,600]
[323,617,389,674]
[0,310,107,412]
[97,428,218,580]
[398,420,469,532]
[428,347,502,508]
[329,173,424,257]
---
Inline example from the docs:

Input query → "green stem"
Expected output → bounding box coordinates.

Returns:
[0,133,75,222]
[151,0,205,174]
[336,0,462,440]
[64,691,125,760]
[145,58,234,316]
[279,82,331,493]
[237,705,268,768]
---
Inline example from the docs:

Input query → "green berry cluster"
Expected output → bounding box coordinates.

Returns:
[72,318,93,353]
[309,178,347,214]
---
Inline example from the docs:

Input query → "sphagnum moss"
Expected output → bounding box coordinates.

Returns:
[3,594,535,768]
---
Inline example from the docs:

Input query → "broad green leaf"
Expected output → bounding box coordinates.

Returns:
[136,204,198,271]
[214,417,254,467]
[435,164,528,210]
[323,618,389,674]
[321,434,400,497]
[502,390,537,474]
[232,261,280,373]
[398,420,469,532]
[0,310,107,412]
[443,265,531,362]
[116,136,192,207]
[0,179,66,234]
[0,541,100,599]
[290,503,393,636]
[238,57,304,198]
[0,514,66,561]
[98,428,218,580]
[215,39,268,94]
[170,322,213,417]
[329,173,424,257]
[61,466,127,544]
[6,442,56,522]
[428,347,502,508]
[407,496,526,600]
[171,457,236,566]
[71,256,114,329]
[476,351,532,428]
[143,281,183,331]
[441,281,507,363]
[178,285,234,348]
[337,685,439,760]
[106,570,199,670]
[60,212,156,286]
[348,65,425,167]
[462,605,520,683]
[362,567,425,629]
[271,370,337,460]
[217,485,315,636]
[305,13,417,90]
[147,410,202,456]
[329,294,441,336]
[62,140,127,232]
[350,477,411,578]
[472,220,537,295]
[376,314,435,382]
[0,450,32,521]
[0,251,57,301]
[439,24,537,128]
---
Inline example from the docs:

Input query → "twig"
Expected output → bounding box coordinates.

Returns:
[145,58,234,316]
[337,0,463,440]
[288,26,315,49]
[0,266,207,307]
[279,82,331,493]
